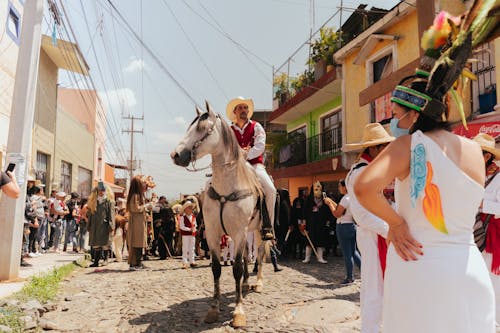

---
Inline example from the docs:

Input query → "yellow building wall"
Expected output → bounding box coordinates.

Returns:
[344,11,420,144]
[53,110,94,192]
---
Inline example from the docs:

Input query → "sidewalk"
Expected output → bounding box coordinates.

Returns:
[0,252,84,299]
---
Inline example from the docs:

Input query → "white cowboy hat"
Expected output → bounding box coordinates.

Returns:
[56,191,67,198]
[226,97,254,122]
[343,123,395,152]
[182,200,196,213]
[473,133,500,160]
[171,203,182,214]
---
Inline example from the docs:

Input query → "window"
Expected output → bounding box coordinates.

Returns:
[60,161,72,194]
[77,167,92,198]
[6,2,20,45]
[320,110,342,154]
[36,152,49,195]
[279,126,307,167]
[372,54,392,83]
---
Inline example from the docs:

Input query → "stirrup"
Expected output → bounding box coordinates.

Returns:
[261,231,274,241]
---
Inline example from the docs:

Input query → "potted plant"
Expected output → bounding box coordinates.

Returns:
[291,70,314,95]
[273,72,289,106]
[308,27,339,80]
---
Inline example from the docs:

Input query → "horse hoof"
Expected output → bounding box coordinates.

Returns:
[253,284,263,293]
[242,284,250,293]
[204,309,219,324]
[232,313,246,327]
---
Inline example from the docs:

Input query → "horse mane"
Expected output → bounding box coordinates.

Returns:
[217,116,263,197]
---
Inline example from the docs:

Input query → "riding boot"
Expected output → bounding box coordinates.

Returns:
[302,246,311,263]
[90,249,101,267]
[102,250,109,266]
[317,247,327,264]
[271,248,282,272]
[260,196,274,241]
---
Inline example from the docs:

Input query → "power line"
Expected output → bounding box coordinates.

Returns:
[104,0,201,107]
[161,0,228,100]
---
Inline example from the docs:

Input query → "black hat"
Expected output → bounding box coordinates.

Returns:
[71,192,80,199]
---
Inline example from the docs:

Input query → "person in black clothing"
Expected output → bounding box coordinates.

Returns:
[63,192,79,252]
[153,196,175,260]
[288,190,307,259]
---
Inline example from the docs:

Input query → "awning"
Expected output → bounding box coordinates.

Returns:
[41,35,89,75]
[103,180,125,193]
[452,111,500,139]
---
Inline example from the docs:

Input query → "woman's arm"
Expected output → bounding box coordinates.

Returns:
[2,171,20,199]
[323,197,346,218]
[354,136,423,261]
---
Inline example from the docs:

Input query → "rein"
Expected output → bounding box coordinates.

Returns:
[207,186,254,235]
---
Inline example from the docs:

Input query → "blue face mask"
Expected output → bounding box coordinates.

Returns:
[390,117,410,137]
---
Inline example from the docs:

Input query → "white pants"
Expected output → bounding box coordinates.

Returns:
[222,237,234,262]
[246,231,257,261]
[112,227,123,262]
[483,252,500,325]
[357,227,384,333]
[253,163,276,226]
[182,235,196,264]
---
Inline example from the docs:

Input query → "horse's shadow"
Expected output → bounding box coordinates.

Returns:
[128,292,237,333]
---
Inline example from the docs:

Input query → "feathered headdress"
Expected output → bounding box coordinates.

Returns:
[391,0,499,127]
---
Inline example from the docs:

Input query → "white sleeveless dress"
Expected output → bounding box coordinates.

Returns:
[383,131,495,332]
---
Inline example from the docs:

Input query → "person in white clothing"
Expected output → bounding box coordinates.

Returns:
[324,180,361,284]
[180,200,197,269]
[227,96,275,240]
[221,234,234,265]
[473,133,500,325]
[343,123,394,333]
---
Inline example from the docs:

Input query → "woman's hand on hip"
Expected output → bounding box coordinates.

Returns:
[387,220,423,261]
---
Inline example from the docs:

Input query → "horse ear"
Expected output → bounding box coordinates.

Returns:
[195,106,202,116]
[205,100,215,117]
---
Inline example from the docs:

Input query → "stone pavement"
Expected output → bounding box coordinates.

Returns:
[0,252,85,299]
[40,255,361,332]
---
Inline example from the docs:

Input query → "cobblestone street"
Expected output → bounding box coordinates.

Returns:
[41,256,361,332]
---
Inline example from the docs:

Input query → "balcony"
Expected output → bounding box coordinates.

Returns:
[275,127,342,169]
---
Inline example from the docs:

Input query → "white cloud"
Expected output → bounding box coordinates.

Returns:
[99,88,137,111]
[173,116,186,125]
[123,58,149,74]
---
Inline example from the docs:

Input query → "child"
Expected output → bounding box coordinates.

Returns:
[180,200,197,268]
[221,234,234,266]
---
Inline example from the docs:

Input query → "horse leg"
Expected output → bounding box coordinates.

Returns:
[255,231,267,293]
[242,236,250,294]
[204,250,221,324]
[232,251,246,328]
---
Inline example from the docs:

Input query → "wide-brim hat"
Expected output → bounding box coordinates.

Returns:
[343,123,395,152]
[473,133,500,160]
[226,97,254,122]
[171,204,182,214]
[56,191,67,198]
[182,200,196,213]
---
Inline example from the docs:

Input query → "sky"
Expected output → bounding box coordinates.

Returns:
[53,0,399,200]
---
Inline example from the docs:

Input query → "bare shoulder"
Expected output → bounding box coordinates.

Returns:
[454,133,485,185]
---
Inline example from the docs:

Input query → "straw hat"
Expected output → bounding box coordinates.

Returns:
[56,191,67,198]
[343,123,395,151]
[473,133,500,160]
[182,200,196,213]
[171,203,182,214]
[226,97,254,122]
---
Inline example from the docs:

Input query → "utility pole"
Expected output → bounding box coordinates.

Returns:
[122,115,143,183]
[0,0,44,280]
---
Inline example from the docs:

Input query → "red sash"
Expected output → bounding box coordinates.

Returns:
[378,235,388,278]
[485,216,500,275]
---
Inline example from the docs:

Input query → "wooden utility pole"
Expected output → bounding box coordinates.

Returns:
[0,0,44,280]
[122,115,143,182]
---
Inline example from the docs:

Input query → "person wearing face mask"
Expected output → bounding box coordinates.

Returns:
[343,123,394,333]
[87,182,115,267]
[390,110,411,138]
[302,181,332,263]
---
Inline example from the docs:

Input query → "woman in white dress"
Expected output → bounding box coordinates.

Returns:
[353,6,497,330]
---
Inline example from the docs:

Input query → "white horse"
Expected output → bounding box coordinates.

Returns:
[171,102,270,327]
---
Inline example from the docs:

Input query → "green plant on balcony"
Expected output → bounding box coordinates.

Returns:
[308,27,339,79]
[291,70,314,95]
[273,72,290,104]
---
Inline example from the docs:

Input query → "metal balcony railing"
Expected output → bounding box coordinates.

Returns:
[275,127,342,169]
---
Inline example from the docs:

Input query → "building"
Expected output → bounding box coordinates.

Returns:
[268,4,389,200]
[0,0,24,166]
[31,35,92,195]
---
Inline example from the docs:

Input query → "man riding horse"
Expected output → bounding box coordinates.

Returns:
[226,96,275,241]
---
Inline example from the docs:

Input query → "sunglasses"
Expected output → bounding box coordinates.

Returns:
[391,85,431,112]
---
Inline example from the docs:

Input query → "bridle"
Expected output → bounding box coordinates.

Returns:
[185,114,236,172]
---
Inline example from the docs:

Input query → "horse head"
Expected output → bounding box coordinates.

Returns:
[170,101,222,167]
